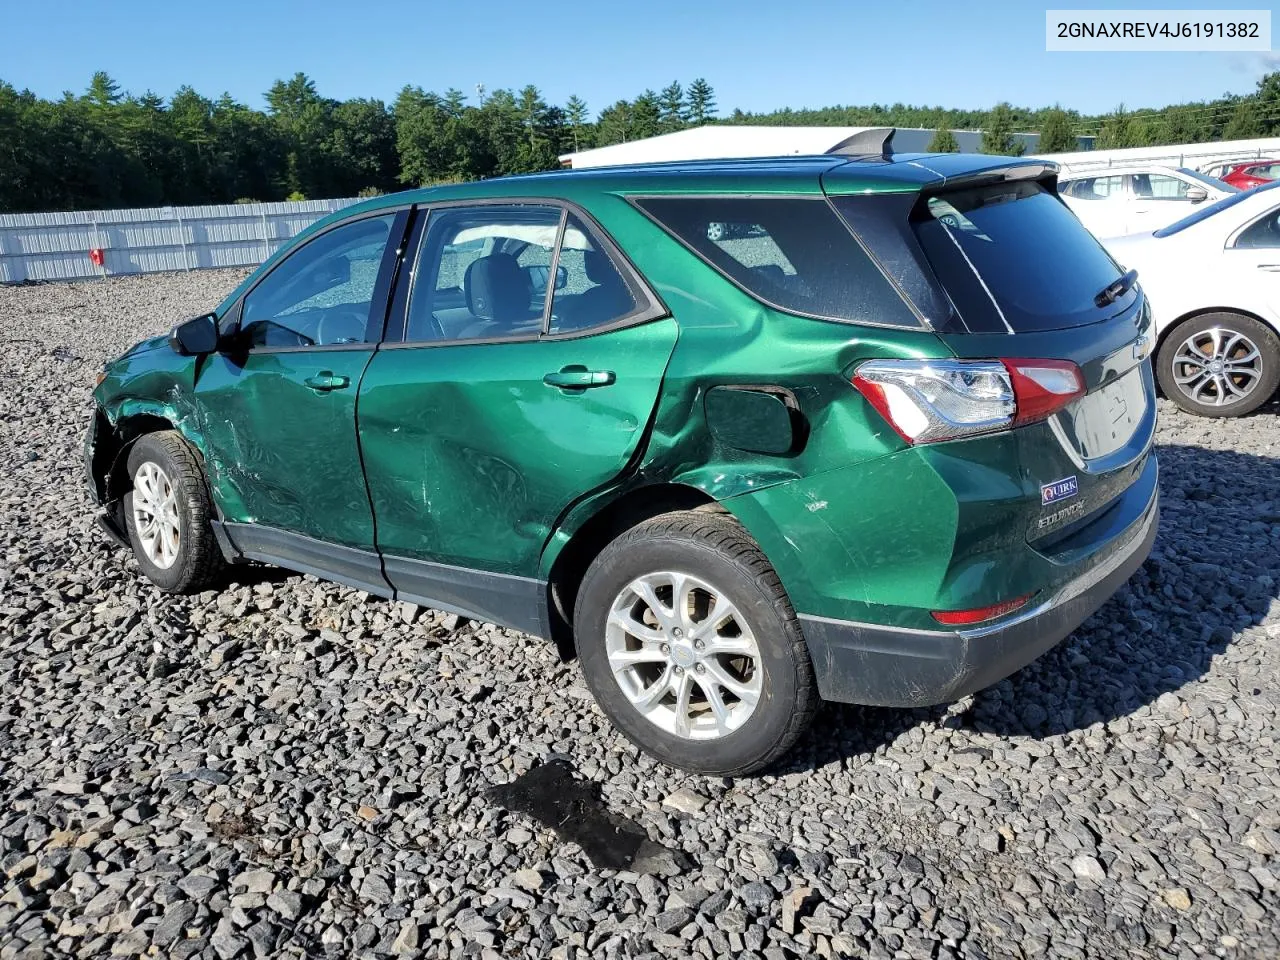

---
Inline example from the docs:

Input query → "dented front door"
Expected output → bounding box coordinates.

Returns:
[192,348,377,547]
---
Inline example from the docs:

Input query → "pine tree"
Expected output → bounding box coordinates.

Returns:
[85,71,122,107]
[1095,103,1134,149]
[980,102,1023,155]
[565,95,588,151]
[927,128,959,152]
[1037,107,1077,153]
[687,78,717,125]
[659,81,687,133]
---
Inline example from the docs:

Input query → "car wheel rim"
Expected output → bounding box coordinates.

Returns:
[1171,326,1263,407]
[132,461,181,569]
[605,571,763,741]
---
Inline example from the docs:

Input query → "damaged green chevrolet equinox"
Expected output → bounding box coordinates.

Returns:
[86,133,1159,775]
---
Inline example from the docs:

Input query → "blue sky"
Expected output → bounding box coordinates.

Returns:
[4,0,1276,117]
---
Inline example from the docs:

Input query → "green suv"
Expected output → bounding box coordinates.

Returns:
[86,141,1159,775]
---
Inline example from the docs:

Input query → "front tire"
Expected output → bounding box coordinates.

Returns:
[573,511,817,776]
[1156,312,1280,417]
[123,431,225,593]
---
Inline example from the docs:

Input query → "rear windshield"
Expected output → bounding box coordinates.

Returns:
[632,196,919,327]
[910,180,1130,332]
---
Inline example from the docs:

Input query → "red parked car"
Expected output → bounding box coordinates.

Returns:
[1221,160,1280,190]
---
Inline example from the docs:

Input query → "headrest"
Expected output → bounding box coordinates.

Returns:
[464,253,528,321]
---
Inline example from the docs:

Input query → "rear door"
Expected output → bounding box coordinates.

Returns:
[1126,171,1202,234]
[358,201,675,619]
[1059,174,1130,238]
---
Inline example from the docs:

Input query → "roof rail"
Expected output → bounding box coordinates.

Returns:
[825,127,895,160]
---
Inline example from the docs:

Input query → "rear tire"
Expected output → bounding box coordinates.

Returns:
[1156,312,1280,417]
[573,511,817,776]
[123,431,225,593]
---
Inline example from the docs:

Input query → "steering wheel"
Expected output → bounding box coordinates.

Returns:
[315,308,369,346]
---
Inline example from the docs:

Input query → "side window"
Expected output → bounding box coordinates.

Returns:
[406,205,560,342]
[549,214,641,334]
[1235,209,1280,249]
[635,195,918,326]
[1133,174,1192,200]
[240,215,396,348]
[1068,176,1125,200]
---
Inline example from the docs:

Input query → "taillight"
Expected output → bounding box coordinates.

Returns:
[1000,358,1086,426]
[852,358,1084,445]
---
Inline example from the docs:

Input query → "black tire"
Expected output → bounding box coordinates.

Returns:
[1156,312,1280,418]
[123,431,226,593]
[573,510,817,776]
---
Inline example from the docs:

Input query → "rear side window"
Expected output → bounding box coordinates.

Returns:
[632,196,918,327]
[910,180,1128,332]
[1062,175,1125,200]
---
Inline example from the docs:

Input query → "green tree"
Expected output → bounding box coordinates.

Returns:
[659,81,686,133]
[927,127,958,152]
[1095,103,1135,149]
[1037,107,1076,153]
[631,90,662,140]
[1223,99,1263,140]
[85,71,122,107]
[981,102,1023,155]
[687,78,716,125]
[595,100,633,146]
[565,94,589,152]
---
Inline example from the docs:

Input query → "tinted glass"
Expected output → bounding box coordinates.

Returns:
[549,214,640,334]
[1234,209,1280,248]
[406,205,560,342]
[1154,180,1280,237]
[1177,168,1239,193]
[911,180,1128,332]
[1132,174,1192,200]
[1063,175,1125,200]
[241,215,394,348]
[634,196,917,327]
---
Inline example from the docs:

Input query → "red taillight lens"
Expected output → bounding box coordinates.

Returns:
[852,358,1085,445]
[931,593,1035,626]
[1000,358,1086,426]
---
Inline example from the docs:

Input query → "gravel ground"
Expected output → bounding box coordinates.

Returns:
[2,270,1279,960]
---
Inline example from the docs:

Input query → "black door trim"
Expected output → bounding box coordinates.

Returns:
[216,522,548,639]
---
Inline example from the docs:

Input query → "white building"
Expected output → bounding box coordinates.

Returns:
[559,124,1280,178]
[559,126,1045,168]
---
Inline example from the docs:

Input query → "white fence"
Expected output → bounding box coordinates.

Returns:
[1039,136,1280,174]
[0,198,361,284]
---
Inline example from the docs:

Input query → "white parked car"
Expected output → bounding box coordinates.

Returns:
[1104,180,1280,417]
[1058,165,1237,239]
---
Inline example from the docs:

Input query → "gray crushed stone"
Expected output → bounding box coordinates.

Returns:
[1,269,1278,959]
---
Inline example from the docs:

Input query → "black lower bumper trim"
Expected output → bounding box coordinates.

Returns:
[799,491,1159,708]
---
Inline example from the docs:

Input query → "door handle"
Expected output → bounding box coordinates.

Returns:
[543,367,616,389]
[1256,264,1280,272]
[304,372,350,391]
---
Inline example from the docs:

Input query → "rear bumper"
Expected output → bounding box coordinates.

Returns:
[798,479,1159,707]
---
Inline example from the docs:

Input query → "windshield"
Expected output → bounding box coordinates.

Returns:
[1176,168,1240,193]
[1154,179,1280,238]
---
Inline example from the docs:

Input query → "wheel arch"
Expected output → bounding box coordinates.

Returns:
[1156,305,1278,355]
[543,482,723,659]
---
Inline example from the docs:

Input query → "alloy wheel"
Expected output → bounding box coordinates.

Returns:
[131,461,181,569]
[605,571,762,740]
[1171,326,1263,407]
